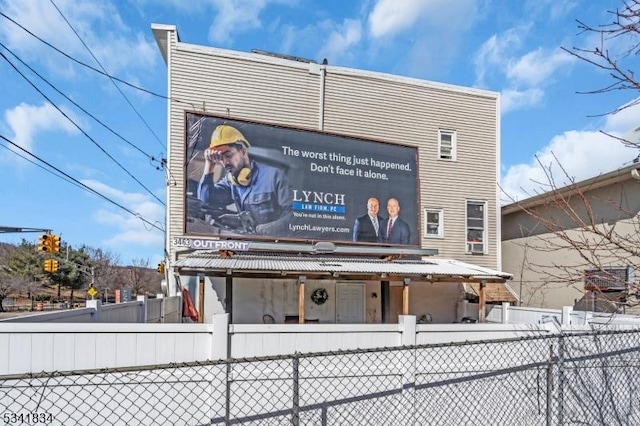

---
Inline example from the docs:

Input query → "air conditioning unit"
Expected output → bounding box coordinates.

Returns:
[584,267,634,292]
[467,242,484,254]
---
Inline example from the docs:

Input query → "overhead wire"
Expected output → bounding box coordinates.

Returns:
[0,134,164,232]
[0,8,185,189]
[0,40,163,168]
[0,142,84,191]
[0,50,165,206]
[48,0,165,150]
[0,11,185,105]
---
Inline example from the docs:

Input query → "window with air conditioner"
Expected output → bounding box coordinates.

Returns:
[466,200,486,254]
[423,208,443,238]
[584,267,634,292]
[438,130,456,161]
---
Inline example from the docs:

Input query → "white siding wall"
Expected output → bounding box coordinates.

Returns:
[163,35,500,270]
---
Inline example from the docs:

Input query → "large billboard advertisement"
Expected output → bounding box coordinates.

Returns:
[185,113,419,246]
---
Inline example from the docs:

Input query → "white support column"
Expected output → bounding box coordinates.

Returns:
[212,313,230,360]
[399,315,416,346]
[562,306,573,326]
[86,299,101,322]
[137,295,148,323]
[501,302,510,324]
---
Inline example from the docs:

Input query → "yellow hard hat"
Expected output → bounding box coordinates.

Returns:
[209,125,250,150]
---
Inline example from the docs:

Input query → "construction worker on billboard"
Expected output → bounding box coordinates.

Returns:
[197,124,293,235]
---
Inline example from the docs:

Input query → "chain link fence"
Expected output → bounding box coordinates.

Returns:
[2,328,640,425]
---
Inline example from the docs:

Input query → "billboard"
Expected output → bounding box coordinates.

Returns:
[184,113,419,246]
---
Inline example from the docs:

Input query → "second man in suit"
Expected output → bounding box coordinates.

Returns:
[381,198,410,244]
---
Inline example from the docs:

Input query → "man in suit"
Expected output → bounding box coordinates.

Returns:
[381,198,410,244]
[353,197,383,242]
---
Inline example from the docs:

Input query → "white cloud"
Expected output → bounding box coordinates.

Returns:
[3,102,78,154]
[506,48,574,87]
[524,0,578,21]
[81,179,164,248]
[207,0,297,45]
[501,99,640,203]
[318,19,362,63]
[208,0,266,44]
[368,0,425,38]
[368,0,477,39]
[474,26,528,87]
[501,88,544,114]
[475,27,575,114]
[0,0,157,76]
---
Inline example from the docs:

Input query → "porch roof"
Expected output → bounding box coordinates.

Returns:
[173,251,512,282]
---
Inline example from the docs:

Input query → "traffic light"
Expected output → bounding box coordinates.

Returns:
[38,234,48,252]
[157,262,165,274]
[44,259,59,273]
[38,234,61,253]
[51,235,61,253]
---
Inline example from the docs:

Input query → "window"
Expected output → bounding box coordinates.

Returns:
[438,130,456,160]
[466,200,486,254]
[584,267,634,291]
[423,208,443,237]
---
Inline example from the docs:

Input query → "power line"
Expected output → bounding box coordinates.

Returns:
[48,0,165,150]
[0,40,163,168]
[0,142,85,191]
[0,50,165,206]
[0,134,164,232]
[0,11,195,107]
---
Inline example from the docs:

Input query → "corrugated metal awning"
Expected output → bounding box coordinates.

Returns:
[173,251,512,282]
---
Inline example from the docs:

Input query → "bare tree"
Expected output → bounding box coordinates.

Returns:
[84,246,122,299]
[504,1,640,311]
[125,258,162,297]
[562,0,640,120]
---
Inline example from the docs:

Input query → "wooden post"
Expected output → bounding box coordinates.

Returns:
[478,281,487,323]
[402,278,410,316]
[298,276,306,324]
[198,274,205,323]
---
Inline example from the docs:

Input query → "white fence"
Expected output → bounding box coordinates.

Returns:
[485,303,640,326]
[0,295,181,324]
[0,314,559,376]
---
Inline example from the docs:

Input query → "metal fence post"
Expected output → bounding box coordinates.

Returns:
[225,361,231,426]
[546,343,555,426]
[292,353,300,426]
[557,336,565,425]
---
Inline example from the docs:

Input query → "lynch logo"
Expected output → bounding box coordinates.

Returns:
[292,190,346,205]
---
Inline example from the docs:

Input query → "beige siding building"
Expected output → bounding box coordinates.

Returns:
[153,24,510,325]
[502,164,640,310]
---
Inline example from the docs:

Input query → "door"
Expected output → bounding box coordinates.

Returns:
[336,283,365,323]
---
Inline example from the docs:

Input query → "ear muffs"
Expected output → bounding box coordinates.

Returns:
[229,167,253,186]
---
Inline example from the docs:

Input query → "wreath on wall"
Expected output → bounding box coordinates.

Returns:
[311,288,329,305]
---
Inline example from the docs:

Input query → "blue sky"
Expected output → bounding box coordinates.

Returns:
[1,0,639,266]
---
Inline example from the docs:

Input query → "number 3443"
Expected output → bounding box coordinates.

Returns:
[3,412,53,424]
